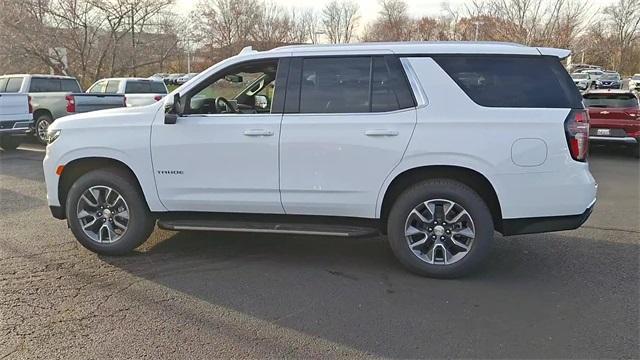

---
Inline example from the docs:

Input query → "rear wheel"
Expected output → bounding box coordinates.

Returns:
[0,135,22,151]
[34,114,52,144]
[66,168,155,255]
[387,179,494,278]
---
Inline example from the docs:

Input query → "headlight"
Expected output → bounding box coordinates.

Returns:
[47,129,61,144]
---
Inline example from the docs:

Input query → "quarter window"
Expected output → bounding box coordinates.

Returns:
[434,56,582,108]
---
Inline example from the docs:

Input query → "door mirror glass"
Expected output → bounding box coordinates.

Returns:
[254,95,268,109]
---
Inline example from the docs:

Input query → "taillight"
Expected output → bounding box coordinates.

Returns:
[65,95,75,113]
[28,96,33,113]
[154,95,162,101]
[565,109,589,162]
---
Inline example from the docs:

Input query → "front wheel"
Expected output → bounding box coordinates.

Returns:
[66,168,155,255]
[0,135,22,151]
[387,179,494,278]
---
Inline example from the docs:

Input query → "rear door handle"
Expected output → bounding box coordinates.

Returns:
[365,129,399,137]
[243,129,274,137]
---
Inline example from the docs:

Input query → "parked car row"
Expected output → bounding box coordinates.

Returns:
[570,69,626,91]
[0,74,167,146]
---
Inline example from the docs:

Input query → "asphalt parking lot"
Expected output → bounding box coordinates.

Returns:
[1,142,638,359]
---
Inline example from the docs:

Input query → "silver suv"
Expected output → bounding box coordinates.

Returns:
[0,74,82,143]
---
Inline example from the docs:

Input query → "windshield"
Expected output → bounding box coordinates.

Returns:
[600,74,620,80]
[633,75,640,80]
[583,93,639,108]
[572,74,588,79]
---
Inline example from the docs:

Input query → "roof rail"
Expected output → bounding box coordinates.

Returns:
[239,46,257,55]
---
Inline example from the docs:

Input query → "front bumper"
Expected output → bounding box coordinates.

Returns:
[501,200,595,236]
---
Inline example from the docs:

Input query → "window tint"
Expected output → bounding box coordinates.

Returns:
[151,81,167,94]
[88,81,106,93]
[300,57,371,113]
[0,78,7,92]
[5,77,24,93]
[583,93,639,108]
[30,78,61,92]
[105,80,120,93]
[434,56,583,108]
[61,79,81,92]
[125,80,164,94]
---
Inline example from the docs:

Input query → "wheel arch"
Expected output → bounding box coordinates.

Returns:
[58,157,148,217]
[378,165,503,232]
[33,108,53,121]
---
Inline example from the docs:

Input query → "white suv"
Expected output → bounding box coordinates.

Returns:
[43,42,597,278]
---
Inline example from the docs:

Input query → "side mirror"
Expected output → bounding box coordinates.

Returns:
[165,93,183,124]
[224,74,243,83]
[254,95,268,109]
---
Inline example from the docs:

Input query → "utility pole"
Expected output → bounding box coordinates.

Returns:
[473,21,484,41]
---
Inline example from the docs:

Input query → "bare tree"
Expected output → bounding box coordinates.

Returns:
[604,0,640,72]
[321,0,360,44]
[362,0,413,41]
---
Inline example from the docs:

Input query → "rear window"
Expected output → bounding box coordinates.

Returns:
[583,93,639,108]
[62,79,81,92]
[125,80,166,94]
[632,75,640,80]
[29,78,80,92]
[434,56,583,108]
[5,77,24,93]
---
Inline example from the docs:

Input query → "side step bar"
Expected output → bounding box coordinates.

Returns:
[157,217,380,238]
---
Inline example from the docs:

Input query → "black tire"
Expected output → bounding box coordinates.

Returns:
[0,135,22,151]
[66,168,155,255]
[630,144,640,158]
[34,114,53,145]
[387,179,494,278]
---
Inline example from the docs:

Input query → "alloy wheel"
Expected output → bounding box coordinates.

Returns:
[404,199,475,265]
[76,186,130,243]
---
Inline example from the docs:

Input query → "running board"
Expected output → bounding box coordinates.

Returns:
[157,216,380,238]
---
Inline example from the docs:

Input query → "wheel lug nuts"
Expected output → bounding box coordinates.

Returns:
[428,228,433,232]
[440,236,445,240]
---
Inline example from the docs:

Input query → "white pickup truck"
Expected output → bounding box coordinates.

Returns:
[86,78,168,107]
[0,93,33,150]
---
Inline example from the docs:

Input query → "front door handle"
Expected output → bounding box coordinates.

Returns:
[243,129,274,137]
[365,129,399,137]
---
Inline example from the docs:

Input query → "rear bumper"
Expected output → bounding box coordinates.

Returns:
[589,136,638,144]
[501,200,595,236]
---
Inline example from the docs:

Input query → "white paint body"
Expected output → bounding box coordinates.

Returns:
[44,42,597,224]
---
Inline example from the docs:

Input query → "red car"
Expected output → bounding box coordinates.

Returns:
[583,90,640,157]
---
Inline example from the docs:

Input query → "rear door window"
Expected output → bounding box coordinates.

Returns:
[434,56,583,108]
[5,77,24,93]
[300,57,371,113]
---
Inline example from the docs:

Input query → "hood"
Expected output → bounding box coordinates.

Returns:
[50,102,164,131]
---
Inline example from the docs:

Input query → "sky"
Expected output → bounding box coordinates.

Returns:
[174,0,619,23]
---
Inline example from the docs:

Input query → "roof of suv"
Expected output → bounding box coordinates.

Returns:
[0,74,76,80]
[264,41,570,58]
